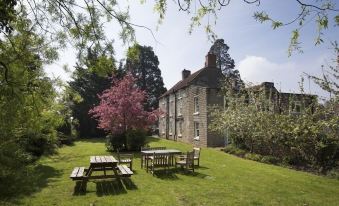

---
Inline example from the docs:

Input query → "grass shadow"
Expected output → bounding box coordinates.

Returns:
[95,180,127,196]
[152,168,180,180]
[75,138,106,144]
[72,181,87,196]
[175,168,208,179]
[121,178,138,190]
[195,166,209,170]
[0,164,62,202]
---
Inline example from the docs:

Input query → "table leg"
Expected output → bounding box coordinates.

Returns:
[141,154,144,168]
[85,166,93,177]
[113,165,120,180]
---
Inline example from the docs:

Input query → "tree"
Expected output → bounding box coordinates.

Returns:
[305,41,339,99]
[209,39,235,74]
[209,39,243,90]
[89,73,158,135]
[125,44,167,111]
[69,48,115,138]
[0,0,17,33]
[0,14,64,196]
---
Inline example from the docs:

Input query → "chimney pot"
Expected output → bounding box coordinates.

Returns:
[182,69,191,80]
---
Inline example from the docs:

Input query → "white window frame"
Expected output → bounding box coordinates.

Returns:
[178,121,183,137]
[194,122,200,140]
[161,119,165,134]
[290,101,302,114]
[178,100,183,116]
[194,96,199,114]
[169,119,173,135]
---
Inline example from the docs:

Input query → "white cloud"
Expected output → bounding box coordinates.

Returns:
[236,55,329,99]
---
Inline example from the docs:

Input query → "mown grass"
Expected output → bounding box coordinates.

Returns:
[2,137,339,206]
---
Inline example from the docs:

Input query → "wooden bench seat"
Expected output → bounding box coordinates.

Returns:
[70,167,86,180]
[117,165,134,177]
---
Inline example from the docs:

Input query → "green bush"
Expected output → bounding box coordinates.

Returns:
[261,155,280,165]
[19,131,57,158]
[211,95,339,172]
[224,144,246,157]
[106,132,126,152]
[326,167,339,180]
[126,129,147,151]
[244,153,263,162]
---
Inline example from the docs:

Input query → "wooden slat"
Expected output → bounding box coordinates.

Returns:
[118,165,133,175]
[99,156,106,163]
[70,167,79,177]
[77,167,85,177]
[124,167,133,175]
[105,156,114,163]
[102,156,108,163]
[95,156,102,163]
[90,156,96,163]
[117,165,126,174]
[105,156,111,162]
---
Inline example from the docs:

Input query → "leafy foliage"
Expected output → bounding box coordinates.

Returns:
[90,73,159,134]
[211,80,338,173]
[0,14,65,195]
[90,73,158,150]
[209,39,235,74]
[305,41,339,98]
[106,129,147,151]
[124,44,167,111]
[0,0,17,33]
[69,48,115,138]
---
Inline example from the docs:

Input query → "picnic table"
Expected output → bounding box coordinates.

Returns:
[141,149,182,169]
[70,155,133,181]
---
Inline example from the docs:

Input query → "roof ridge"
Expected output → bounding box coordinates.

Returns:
[160,66,214,98]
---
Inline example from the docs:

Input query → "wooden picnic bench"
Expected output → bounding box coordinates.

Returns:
[70,156,134,182]
[70,167,86,180]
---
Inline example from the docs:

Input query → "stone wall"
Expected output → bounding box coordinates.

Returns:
[206,88,225,147]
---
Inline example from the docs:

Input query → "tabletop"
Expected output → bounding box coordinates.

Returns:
[141,149,182,154]
[90,156,118,164]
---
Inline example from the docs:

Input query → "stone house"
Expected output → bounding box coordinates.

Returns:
[247,82,317,114]
[158,53,225,147]
[158,53,317,147]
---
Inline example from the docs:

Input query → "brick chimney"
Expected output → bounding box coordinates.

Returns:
[182,69,191,79]
[205,52,216,67]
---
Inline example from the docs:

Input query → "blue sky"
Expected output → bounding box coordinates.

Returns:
[45,0,338,100]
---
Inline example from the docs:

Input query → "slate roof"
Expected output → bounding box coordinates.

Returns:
[160,67,207,98]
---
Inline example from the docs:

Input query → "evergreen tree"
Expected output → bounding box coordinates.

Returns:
[209,39,243,90]
[69,48,115,138]
[125,44,167,111]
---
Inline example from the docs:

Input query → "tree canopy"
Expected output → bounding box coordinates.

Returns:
[124,44,167,111]
[209,39,243,90]
[89,73,158,134]
[69,47,115,138]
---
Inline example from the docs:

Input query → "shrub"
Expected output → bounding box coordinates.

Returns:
[244,153,263,162]
[326,167,339,180]
[57,119,75,145]
[126,129,147,151]
[106,132,126,152]
[261,155,280,165]
[106,129,147,151]
[19,131,57,158]
[224,144,246,157]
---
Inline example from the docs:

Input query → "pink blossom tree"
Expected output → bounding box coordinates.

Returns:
[89,73,159,135]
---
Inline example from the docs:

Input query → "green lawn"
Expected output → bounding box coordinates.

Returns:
[2,137,339,206]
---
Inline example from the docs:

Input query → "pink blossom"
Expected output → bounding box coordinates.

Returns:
[89,72,159,134]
